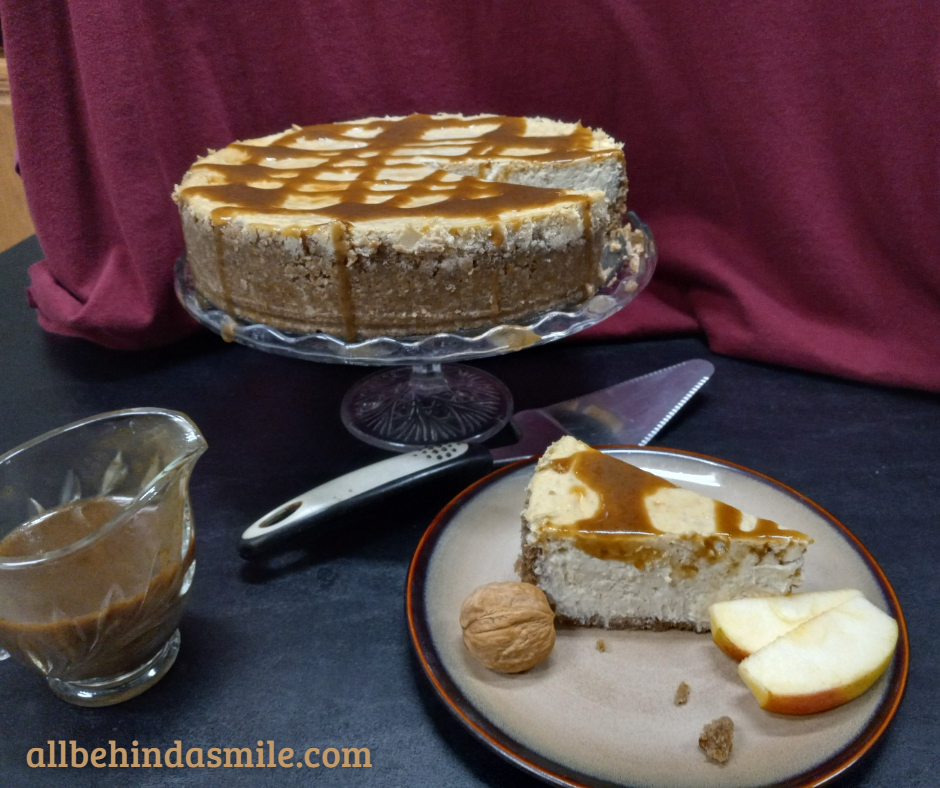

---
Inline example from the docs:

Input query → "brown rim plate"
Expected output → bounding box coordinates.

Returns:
[407,447,908,788]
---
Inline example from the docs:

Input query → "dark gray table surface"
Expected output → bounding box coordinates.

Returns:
[0,235,936,787]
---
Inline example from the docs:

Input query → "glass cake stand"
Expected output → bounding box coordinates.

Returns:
[174,212,657,451]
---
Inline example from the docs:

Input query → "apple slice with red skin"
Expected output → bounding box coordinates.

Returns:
[736,594,898,715]
[710,589,862,661]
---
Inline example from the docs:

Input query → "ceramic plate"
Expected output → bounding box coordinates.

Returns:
[407,448,908,788]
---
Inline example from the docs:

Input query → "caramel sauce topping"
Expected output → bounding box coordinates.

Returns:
[546,449,807,567]
[180,113,620,227]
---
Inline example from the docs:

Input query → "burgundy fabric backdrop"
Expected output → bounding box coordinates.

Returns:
[3,0,939,389]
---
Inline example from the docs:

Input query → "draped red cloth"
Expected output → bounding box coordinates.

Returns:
[3,1,939,389]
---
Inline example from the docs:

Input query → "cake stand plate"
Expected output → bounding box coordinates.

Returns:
[175,212,657,451]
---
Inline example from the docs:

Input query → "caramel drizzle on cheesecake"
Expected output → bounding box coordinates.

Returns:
[179,114,618,339]
[545,449,807,568]
[181,114,616,224]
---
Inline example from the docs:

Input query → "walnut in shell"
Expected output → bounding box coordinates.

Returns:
[459,581,555,673]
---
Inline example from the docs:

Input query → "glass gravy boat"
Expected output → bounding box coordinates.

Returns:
[0,408,207,706]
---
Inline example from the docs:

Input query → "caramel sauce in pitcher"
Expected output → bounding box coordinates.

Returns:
[0,496,194,681]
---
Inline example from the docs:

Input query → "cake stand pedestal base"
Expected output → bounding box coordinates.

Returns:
[340,363,513,452]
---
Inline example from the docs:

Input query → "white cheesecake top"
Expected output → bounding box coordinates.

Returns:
[524,437,808,560]
[174,113,624,235]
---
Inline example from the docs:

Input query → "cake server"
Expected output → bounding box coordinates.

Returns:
[239,358,714,558]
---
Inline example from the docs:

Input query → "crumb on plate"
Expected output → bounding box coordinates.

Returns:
[674,681,690,705]
[699,716,734,764]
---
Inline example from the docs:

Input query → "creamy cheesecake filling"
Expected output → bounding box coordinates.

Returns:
[534,538,805,631]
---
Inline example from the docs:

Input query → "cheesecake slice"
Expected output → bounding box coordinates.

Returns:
[519,437,811,632]
[174,113,642,341]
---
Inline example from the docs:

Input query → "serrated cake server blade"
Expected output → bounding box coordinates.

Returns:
[240,359,714,558]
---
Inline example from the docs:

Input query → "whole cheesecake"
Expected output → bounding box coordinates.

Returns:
[173,113,640,340]
[520,437,811,632]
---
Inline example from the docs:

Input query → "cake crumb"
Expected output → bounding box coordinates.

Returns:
[595,639,606,652]
[674,681,690,705]
[699,716,734,764]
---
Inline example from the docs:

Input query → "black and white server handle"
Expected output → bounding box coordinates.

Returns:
[239,443,494,558]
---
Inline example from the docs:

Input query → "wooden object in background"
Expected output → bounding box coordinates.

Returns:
[0,54,36,252]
